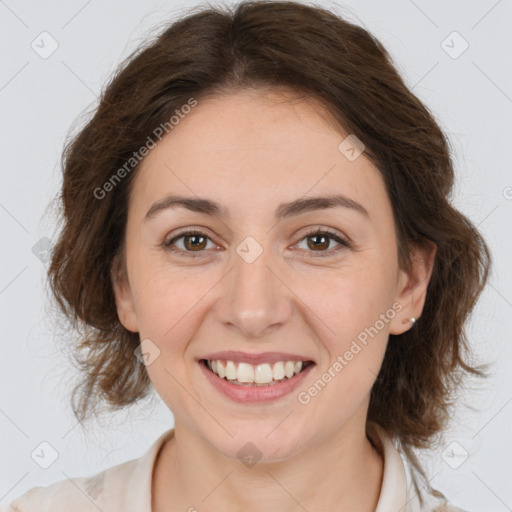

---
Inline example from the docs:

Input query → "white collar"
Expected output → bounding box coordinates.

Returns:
[106,422,413,511]
[367,422,409,511]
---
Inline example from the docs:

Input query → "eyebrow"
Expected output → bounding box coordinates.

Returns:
[143,193,370,222]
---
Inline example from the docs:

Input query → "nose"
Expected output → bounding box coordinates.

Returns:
[214,244,293,339]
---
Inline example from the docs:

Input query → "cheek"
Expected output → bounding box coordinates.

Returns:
[298,271,392,413]
[302,260,396,340]
[131,266,204,408]
[129,262,212,347]
[296,260,396,405]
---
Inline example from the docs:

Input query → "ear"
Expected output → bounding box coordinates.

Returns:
[389,240,437,335]
[111,252,139,333]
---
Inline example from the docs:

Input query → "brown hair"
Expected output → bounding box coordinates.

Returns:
[47,0,491,503]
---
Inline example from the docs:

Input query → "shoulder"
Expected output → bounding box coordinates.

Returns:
[367,422,468,512]
[408,483,468,512]
[1,429,173,512]
[433,505,468,512]
[407,475,469,512]
[403,459,468,512]
[0,474,104,511]
[0,458,137,511]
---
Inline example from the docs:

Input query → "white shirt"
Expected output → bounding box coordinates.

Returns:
[1,423,465,511]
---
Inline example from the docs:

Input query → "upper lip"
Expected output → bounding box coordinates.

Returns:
[200,351,315,365]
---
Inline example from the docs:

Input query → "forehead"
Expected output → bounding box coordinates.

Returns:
[129,89,390,223]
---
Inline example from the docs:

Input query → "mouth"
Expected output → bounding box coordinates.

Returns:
[200,358,315,387]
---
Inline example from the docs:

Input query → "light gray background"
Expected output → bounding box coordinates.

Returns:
[1,0,511,509]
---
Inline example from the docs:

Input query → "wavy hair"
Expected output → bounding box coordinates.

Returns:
[47,0,491,504]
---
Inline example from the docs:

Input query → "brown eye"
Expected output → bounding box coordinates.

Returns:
[306,233,331,251]
[182,233,208,251]
[164,230,216,257]
[296,228,350,257]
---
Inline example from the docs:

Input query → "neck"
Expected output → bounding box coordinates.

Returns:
[152,419,384,512]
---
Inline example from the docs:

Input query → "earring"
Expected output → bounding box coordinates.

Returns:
[401,317,416,325]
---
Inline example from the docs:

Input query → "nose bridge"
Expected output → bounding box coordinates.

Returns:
[217,236,292,338]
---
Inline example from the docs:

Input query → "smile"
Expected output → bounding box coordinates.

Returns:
[203,359,313,386]
[199,358,315,403]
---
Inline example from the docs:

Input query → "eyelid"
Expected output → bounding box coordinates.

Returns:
[298,226,350,245]
[163,225,351,257]
[166,227,220,244]
[164,228,221,257]
[293,226,351,256]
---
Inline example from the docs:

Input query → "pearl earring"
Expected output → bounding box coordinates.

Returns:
[401,317,416,325]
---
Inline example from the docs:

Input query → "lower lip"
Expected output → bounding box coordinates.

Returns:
[198,360,315,403]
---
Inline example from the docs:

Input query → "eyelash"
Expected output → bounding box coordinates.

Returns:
[163,227,351,259]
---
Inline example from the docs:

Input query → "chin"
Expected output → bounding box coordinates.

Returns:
[209,425,307,464]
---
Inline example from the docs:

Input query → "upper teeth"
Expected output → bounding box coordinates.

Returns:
[207,360,305,384]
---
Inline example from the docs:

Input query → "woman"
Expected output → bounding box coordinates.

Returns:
[3,1,491,510]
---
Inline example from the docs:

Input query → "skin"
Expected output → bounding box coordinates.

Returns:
[112,88,436,512]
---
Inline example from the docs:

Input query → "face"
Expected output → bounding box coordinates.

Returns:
[112,88,434,462]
